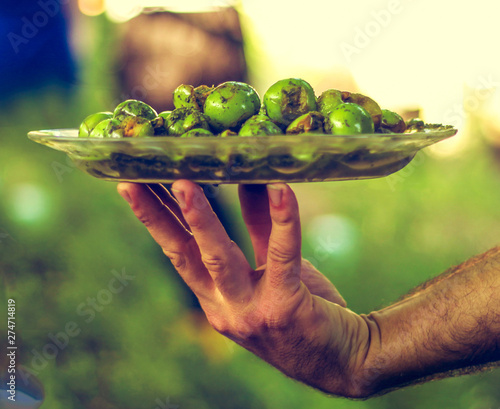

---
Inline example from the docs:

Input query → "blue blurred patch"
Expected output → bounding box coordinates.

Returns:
[0,2,77,99]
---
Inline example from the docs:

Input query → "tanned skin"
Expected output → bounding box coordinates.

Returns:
[117,181,499,398]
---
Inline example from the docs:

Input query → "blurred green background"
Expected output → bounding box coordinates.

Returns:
[1,1,500,408]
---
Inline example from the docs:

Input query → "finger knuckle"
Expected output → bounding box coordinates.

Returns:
[135,209,155,228]
[134,205,165,229]
[201,241,236,274]
[163,249,188,271]
[186,210,216,231]
[211,318,258,341]
[267,241,298,264]
[201,253,228,274]
[207,306,269,341]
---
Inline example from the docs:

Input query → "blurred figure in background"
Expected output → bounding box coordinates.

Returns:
[116,5,248,111]
[0,0,77,102]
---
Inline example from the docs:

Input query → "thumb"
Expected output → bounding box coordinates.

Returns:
[265,183,302,292]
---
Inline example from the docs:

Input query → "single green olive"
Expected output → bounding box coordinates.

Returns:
[239,119,283,137]
[173,84,201,110]
[286,111,325,134]
[204,81,261,132]
[317,89,343,116]
[165,107,211,136]
[380,109,406,133]
[194,85,215,108]
[406,118,425,131]
[243,113,274,125]
[159,111,172,120]
[326,103,374,135]
[180,128,215,138]
[113,99,158,121]
[79,111,113,137]
[108,116,154,138]
[89,118,120,138]
[341,92,382,129]
[151,111,172,136]
[263,78,317,129]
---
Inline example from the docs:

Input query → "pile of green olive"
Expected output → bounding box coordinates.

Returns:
[78,78,413,138]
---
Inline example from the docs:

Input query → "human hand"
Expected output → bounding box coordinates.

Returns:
[237,184,346,306]
[117,181,370,397]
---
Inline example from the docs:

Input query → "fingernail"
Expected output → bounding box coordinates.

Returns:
[171,188,186,209]
[119,188,133,205]
[267,184,282,206]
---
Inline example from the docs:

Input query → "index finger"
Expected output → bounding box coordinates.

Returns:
[146,183,190,231]
[117,182,213,295]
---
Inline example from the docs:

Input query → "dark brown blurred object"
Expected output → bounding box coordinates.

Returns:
[478,115,500,167]
[399,108,421,122]
[116,7,248,112]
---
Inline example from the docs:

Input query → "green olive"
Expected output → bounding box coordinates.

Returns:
[286,111,325,134]
[263,78,317,129]
[239,119,283,137]
[317,90,343,116]
[79,112,113,137]
[406,118,425,131]
[89,118,120,138]
[380,109,406,133]
[204,81,261,132]
[341,92,382,129]
[113,99,158,121]
[151,111,172,136]
[159,111,172,120]
[194,85,215,108]
[166,107,211,136]
[243,113,274,125]
[326,103,374,135]
[108,116,154,138]
[180,128,215,138]
[173,84,201,110]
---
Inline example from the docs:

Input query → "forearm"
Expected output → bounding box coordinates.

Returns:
[358,247,500,396]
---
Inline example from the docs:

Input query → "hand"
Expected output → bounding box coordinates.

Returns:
[117,181,371,397]
[118,182,500,397]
